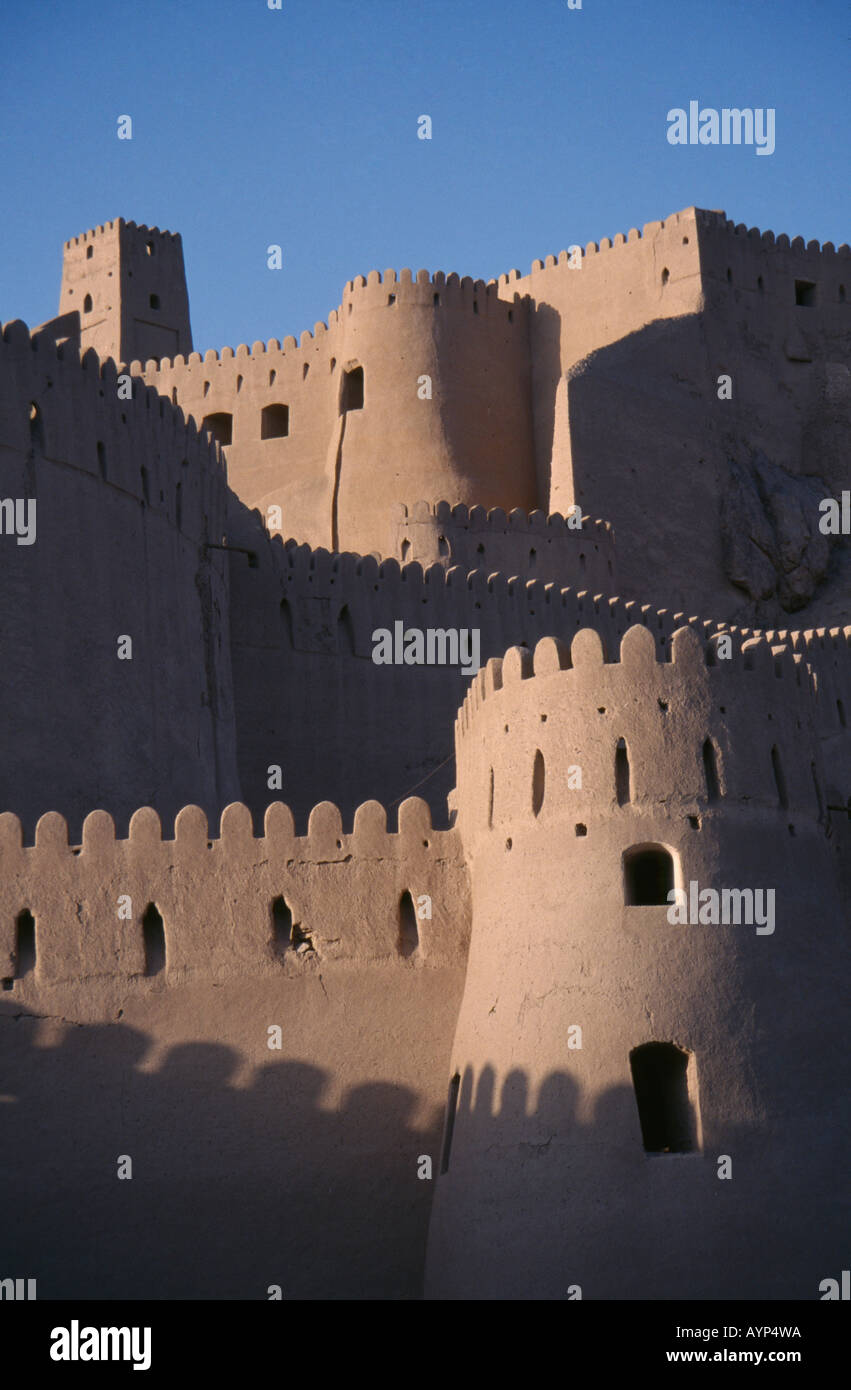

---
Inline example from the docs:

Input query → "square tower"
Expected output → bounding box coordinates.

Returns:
[58,218,193,365]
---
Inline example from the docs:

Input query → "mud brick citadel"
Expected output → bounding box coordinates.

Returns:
[1,208,849,1300]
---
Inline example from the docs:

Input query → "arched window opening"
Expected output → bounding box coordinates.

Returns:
[261,404,289,439]
[400,538,411,563]
[615,737,630,806]
[142,904,165,977]
[15,910,36,978]
[623,845,674,906]
[771,745,788,809]
[629,1042,698,1154]
[340,365,364,412]
[86,245,94,260]
[532,749,545,817]
[145,240,155,257]
[661,267,670,286]
[83,294,93,313]
[271,896,293,954]
[702,738,721,802]
[440,1072,461,1173]
[201,412,233,447]
[399,891,419,958]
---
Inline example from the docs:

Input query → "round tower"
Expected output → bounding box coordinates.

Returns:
[425,624,850,1299]
[331,270,536,557]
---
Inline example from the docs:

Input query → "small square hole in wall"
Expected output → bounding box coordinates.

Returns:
[795,279,816,307]
[575,824,587,837]
[1,978,13,990]
[688,815,700,830]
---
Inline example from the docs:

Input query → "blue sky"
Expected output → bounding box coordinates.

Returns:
[1,0,848,353]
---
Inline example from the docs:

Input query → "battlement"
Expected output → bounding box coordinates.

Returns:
[0,317,226,531]
[0,797,468,990]
[699,210,850,261]
[63,218,183,251]
[452,625,843,836]
[391,500,612,538]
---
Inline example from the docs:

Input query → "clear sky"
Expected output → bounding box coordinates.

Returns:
[1,0,848,353]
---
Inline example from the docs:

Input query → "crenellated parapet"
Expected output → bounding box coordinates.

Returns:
[454,625,838,850]
[390,500,616,591]
[0,796,469,993]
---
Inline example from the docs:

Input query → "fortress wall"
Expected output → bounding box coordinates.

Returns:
[495,209,705,509]
[390,500,617,593]
[226,504,851,830]
[0,320,240,841]
[0,796,469,1298]
[142,269,537,560]
[426,625,849,1298]
[140,322,346,552]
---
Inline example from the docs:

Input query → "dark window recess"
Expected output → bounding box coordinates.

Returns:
[624,846,674,906]
[532,749,545,817]
[440,1073,461,1173]
[630,1042,697,1153]
[771,745,788,809]
[142,904,165,976]
[337,604,356,655]
[261,404,289,439]
[83,294,93,313]
[615,738,630,805]
[97,441,106,479]
[702,739,721,802]
[398,891,419,958]
[29,402,44,448]
[15,910,36,977]
[341,366,364,411]
[87,246,94,260]
[271,896,293,953]
[149,294,160,310]
[202,413,233,447]
[795,279,816,307]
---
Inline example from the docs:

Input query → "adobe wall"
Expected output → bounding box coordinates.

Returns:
[425,626,850,1298]
[139,268,537,560]
[0,796,470,1298]
[59,220,193,367]
[0,320,240,842]
[390,501,617,593]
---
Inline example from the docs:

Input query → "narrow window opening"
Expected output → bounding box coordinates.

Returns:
[840,285,846,303]
[261,403,289,439]
[433,293,440,307]
[629,1042,697,1153]
[337,604,356,654]
[15,910,36,978]
[757,275,764,292]
[837,699,846,728]
[83,294,93,313]
[624,845,674,906]
[726,267,732,283]
[400,538,411,563]
[86,245,94,259]
[529,547,537,569]
[202,412,233,447]
[795,279,816,307]
[702,738,721,802]
[771,745,788,809]
[203,380,210,396]
[398,891,419,958]
[388,294,396,306]
[615,738,630,806]
[149,294,160,310]
[508,309,513,322]
[341,365,364,412]
[236,374,243,393]
[271,896,293,954]
[330,357,336,372]
[302,361,309,379]
[142,904,165,976]
[487,768,494,829]
[269,369,276,386]
[473,300,479,314]
[280,598,293,646]
[438,534,449,558]
[145,240,154,256]
[661,267,670,286]
[29,402,43,448]
[171,386,178,405]
[532,749,545,817]
[440,1073,461,1173]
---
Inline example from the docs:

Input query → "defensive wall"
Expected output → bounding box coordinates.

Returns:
[0,318,240,842]
[0,794,470,1299]
[426,624,851,1298]
[137,269,536,559]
